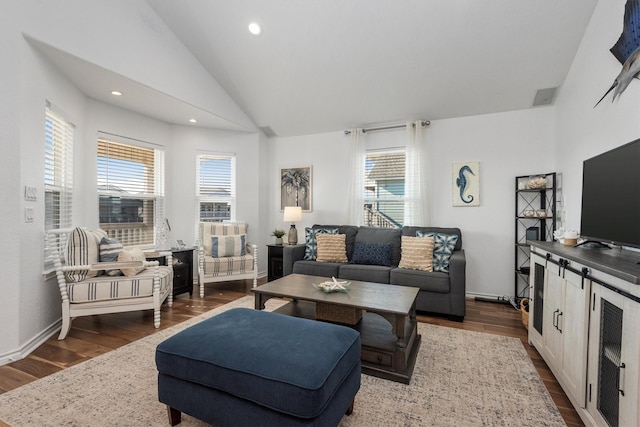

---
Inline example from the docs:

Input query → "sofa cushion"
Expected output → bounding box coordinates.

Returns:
[354,227,402,266]
[316,234,348,263]
[203,254,254,276]
[312,225,359,260]
[416,231,459,273]
[390,268,450,293]
[338,264,392,284]
[303,227,339,260]
[211,234,246,257]
[350,242,393,267]
[65,227,108,283]
[398,236,434,271]
[293,260,340,278]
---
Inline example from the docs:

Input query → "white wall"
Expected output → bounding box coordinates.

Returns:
[268,107,556,298]
[555,0,640,230]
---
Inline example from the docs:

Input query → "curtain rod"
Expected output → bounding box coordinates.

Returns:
[344,120,430,135]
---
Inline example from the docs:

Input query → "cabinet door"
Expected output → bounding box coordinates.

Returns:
[543,263,563,372]
[528,253,546,349]
[559,267,589,407]
[587,283,640,427]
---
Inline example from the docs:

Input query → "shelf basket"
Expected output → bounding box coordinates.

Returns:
[520,298,530,330]
[316,303,362,325]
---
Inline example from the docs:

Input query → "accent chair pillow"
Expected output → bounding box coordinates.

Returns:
[65,227,108,283]
[303,227,339,260]
[399,236,434,271]
[99,236,124,276]
[211,234,246,257]
[117,247,147,277]
[315,233,348,263]
[416,231,459,272]
[350,242,393,266]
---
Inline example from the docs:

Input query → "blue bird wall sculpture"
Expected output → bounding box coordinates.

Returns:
[595,0,640,107]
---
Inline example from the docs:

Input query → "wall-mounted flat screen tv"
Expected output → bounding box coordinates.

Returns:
[580,138,640,249]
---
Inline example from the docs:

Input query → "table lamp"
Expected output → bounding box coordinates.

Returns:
[283,206,302,245]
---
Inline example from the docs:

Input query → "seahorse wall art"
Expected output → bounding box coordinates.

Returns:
[452,162,480,207]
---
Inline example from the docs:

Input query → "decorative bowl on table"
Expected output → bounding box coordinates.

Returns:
[313,280,351,293]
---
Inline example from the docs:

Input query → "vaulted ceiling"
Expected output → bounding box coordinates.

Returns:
[146,0,598,137]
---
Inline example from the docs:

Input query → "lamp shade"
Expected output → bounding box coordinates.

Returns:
[283,206,302,222]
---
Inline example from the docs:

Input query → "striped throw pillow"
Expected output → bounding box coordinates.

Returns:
[211,234,246,257]
[65,227,108,283]
[316,233,348,263]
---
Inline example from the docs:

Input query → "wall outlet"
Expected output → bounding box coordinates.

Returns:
[25,207,34,223]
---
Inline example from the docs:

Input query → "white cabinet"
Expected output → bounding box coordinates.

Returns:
[587,280,640,427]
[529,242,640,427]
[533,252,590,407]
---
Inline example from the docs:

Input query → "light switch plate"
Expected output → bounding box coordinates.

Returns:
[24,186,37,201]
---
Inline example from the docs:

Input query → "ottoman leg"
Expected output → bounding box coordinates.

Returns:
[167,405,181,426]
[346,400,355,415]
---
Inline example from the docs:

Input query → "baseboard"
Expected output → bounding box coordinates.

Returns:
[0,320,61,367]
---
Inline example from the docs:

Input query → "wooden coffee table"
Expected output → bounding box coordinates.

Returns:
[252,273,421,384]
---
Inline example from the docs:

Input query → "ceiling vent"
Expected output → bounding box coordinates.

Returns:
[532,87,558,107]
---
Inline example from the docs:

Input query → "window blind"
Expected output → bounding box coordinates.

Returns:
[44,105,74,268]
[196,153,235,223]
[97,137,165,247]
[364,149,405,228]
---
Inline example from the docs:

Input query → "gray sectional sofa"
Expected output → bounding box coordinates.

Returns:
[282,225,466,321]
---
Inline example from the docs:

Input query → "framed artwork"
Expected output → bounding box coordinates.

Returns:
[280,166,312,212]
[452,162,480,206]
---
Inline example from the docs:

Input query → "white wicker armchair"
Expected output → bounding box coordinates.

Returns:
[46,227,173,339]
[198,222,258,297]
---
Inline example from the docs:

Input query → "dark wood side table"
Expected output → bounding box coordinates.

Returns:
[147,248,195,297]
[267,244,285,282]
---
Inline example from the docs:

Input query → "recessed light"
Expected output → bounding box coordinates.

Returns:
[111,90,122,96]
[189,118,197,123]
[248,22,261,35]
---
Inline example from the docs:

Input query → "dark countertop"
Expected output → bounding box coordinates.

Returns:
[530,241,640,285]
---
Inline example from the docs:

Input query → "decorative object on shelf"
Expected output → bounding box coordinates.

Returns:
[283,206,302,245]
[313,277,351,293]
[527,176,547,189]
[271,229,286,245]
[523,210,536,217]
[280,166,312,212]
[535,210,547,218]
[452,162,480,206]
[175,239,186,249]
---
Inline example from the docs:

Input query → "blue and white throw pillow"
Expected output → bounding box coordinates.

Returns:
[350,242,393,266]
[304,227,339,260]
[416,231,459,272]
[211,234,246,257]
[99,236,124,276]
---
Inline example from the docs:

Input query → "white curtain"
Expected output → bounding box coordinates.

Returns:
[346,128,365,225]
[404,121,430,226]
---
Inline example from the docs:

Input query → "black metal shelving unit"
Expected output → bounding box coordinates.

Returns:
[514,172,556,304]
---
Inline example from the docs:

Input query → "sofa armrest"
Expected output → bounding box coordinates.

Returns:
[283,244,306,276]
[448,250,466,314]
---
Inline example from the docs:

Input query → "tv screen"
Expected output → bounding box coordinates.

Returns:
[580,138,640,249]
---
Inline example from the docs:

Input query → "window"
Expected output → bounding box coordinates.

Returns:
[97,137,165,247]
[44,104,74,267]
[364,149,405,228]
[197,153,235,222]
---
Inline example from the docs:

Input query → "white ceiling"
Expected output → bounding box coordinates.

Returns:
[145,0,598,137]
[36,1,601,137]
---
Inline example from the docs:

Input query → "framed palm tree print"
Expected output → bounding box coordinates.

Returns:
[281,166,312,212]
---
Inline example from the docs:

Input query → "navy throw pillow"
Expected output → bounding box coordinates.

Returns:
[350,242,392,266]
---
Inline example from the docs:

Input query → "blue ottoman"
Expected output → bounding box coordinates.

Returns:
[155,308,361,426]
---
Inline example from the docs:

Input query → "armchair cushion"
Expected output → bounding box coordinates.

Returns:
[202,223,247,255]
[65,266,172,303]
[202,254,255,277]
[117,247,147,276]
[65,227,108,283]
[211,234,246,257]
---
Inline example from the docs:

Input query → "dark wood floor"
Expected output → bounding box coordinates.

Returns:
[0,279,583,427]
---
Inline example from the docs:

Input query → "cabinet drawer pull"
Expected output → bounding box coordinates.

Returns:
[619,363,626,396]
[557,311,563,333]
[553,309,559,329]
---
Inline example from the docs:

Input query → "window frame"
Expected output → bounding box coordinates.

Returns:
[363,148,406,228]
[196,152,236,224]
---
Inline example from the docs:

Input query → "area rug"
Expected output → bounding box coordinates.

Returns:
[0,297,565,426]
